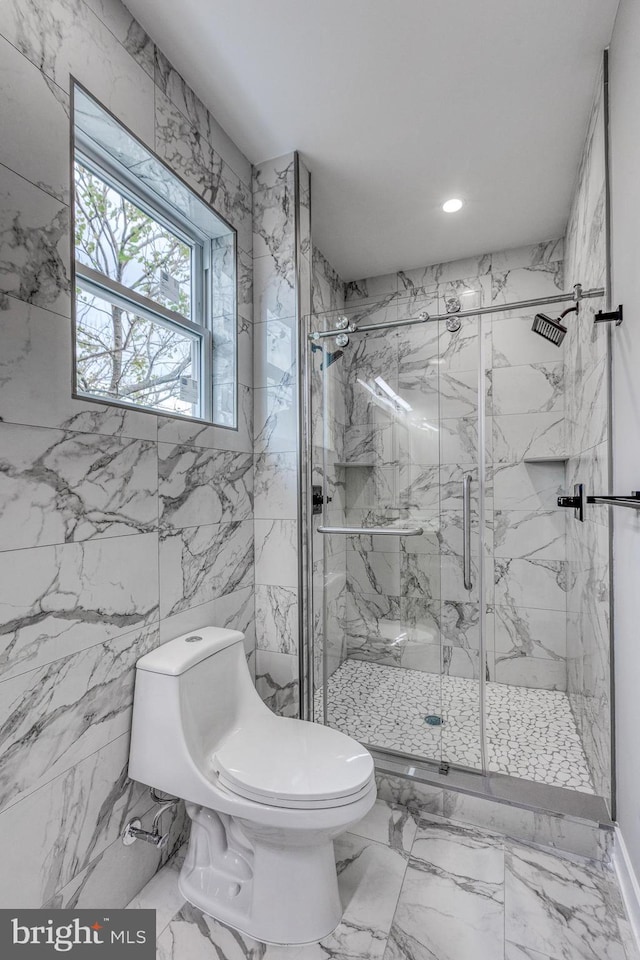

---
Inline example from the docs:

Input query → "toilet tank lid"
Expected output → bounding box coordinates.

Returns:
[136,627,245,676]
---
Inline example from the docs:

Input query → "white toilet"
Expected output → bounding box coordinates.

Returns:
[128,626,376,944]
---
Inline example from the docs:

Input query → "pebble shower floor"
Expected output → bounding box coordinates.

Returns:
[314,659,594,793]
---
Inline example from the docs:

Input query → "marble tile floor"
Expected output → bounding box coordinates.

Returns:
[314,659,594,794]
[128,799,637,960]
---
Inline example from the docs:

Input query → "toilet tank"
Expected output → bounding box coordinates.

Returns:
[129,626,265,793]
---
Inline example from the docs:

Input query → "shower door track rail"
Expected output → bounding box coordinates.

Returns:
[307,286,605,340]
[317,525,424,536]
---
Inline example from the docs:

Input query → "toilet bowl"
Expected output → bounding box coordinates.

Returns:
[128,626,376,944]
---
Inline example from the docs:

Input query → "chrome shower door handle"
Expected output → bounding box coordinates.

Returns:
[463,474,472,591]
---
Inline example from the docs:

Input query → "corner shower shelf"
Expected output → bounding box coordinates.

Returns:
[334,461,376,468]
[523,456,569,464]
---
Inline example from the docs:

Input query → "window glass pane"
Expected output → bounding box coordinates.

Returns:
[75,285,200,418]
[74,161,192,318]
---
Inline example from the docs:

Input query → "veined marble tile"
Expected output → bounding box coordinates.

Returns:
[126,847,187,936]
[492,412,565,463]
[159,586,256,668]
[48,815,188,911]
[494,558,568,611]
[0,623,160,812]
[0,164,70,316]
[0,732,149,907]
[159,520,253,618]
[253,317,297,389]
[347,798,418,857]
[401,552,441,600]
[253,452,297,519]
[492,315,566,367]
[255,585,298,655]
[494,604,566,661]
[0,533,159,680]
[492,239,564,274]
[385,821,504,960]
[505,841,626,960]
[494,656,567,691]
[157,384,253,454]
[255,650,299,717]
[0,0,155,144]
[493,461,565,511]
[440,416,479,464]
[154,89,218,208]
[252,155,295,262]
[0,36,70,203]
[158,445,252,532]
[492,362,564,415]
[492,262,564,306]
[254,518,298,587]
[0,297,157,439]
[311,247,345,316]
[83,0,155,78]
[494,509,566,561]
[254,384,297,454]
[154,49,250,185]
[345,273,398,302]
[253,253,296,324]
[0,423,157,549]
[348,545,401,596]
[375,773,444,818]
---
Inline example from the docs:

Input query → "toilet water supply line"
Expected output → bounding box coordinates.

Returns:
[122,788,180,848]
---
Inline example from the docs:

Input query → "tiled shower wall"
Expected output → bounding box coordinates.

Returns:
[336,243,568,690]
[0,0,254,907]
[563,68,611,800]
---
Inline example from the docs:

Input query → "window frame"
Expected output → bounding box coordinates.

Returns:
[70,82,238,428]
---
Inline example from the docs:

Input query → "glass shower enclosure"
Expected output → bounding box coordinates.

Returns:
[304,285,612,819]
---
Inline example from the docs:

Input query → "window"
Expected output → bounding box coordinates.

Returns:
[72,84,237,426]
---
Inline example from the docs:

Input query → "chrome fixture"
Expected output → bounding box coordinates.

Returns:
[462,474,473,590]
[446,315,462,332]
[335,333,349,348]
[444,296,461,314]
[123,798,177,848]
[317,525,424,537]
[558,483,640,521]
[531,305,577,346]
[308,285,605,341]
[310,343,344,367]
[335,316,350,330]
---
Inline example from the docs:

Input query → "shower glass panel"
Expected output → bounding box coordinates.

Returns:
[308,295,485,775]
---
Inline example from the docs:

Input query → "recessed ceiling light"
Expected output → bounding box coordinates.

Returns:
[442,198,463,213]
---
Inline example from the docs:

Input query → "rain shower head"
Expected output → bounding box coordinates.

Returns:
[531,305,578,346]
[531,313,568,346]
[310,343,344,369]
[323,350,344,369]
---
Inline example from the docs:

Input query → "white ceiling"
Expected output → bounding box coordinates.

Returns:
[125,0,619,280]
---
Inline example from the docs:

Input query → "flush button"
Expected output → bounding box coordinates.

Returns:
[185,635,203,643]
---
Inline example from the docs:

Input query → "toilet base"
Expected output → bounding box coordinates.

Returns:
[179,801,347,944]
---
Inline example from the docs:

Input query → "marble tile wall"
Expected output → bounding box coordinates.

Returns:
[309,247,348,697]
[563,67,611,802]
[337,241,568,692]
[0,0,254,908]
[252,153,311,718]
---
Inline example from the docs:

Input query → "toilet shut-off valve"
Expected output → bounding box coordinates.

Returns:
[122,791,179,848]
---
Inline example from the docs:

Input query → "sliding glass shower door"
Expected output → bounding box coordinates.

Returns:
[308,296,485,774]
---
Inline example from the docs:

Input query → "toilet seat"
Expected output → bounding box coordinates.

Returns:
[212,717,374,809]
